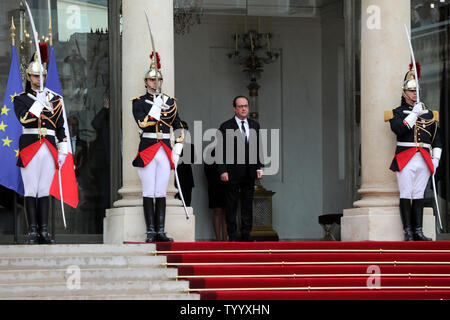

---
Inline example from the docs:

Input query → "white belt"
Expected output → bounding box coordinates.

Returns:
[22,128,55,136]
[397,142,431,149]
[142,132,171,139]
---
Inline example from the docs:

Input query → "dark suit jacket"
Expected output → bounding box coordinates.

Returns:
[217,117,263,181]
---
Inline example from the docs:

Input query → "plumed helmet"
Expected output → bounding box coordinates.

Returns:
[26,43,48,76]
[402,62,421,92]
[144,52,163,80]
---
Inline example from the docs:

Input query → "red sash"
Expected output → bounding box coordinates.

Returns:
[396,147,434,173]
[135,142,174,169]
[19,139,58,168]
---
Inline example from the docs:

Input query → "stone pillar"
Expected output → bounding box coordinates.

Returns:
[341,0,435,241]
[104,0,195,244]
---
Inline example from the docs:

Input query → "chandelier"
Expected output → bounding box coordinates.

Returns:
[228,17,280,119]
[174,0,204,35]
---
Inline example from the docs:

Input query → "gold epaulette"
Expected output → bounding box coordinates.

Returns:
[433,110,439,122]
[130,94,144,101]
[384,109,394,122]
[13,92,25,100]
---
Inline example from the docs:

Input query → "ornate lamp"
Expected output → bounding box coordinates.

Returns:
[228,17,279,119]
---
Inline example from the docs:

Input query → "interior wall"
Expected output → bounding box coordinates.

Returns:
[174,14,336,240]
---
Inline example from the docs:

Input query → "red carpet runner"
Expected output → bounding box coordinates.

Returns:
[155,241,450,300]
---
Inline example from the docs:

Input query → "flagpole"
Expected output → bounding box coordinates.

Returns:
[10,17,18,245]
[48,0,52,46]
[51,197,55,241]
[13,193,18,244]
[11,17,16,46]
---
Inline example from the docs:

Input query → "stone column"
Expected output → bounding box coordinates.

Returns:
[341,0,435,241]
[104,0,195,244]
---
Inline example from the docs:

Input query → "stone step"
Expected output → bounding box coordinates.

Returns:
[0,244,154,257]
[0,255,166,270]
[0,267,177,284]
[0,243,192,300]
[0,279,190,298]
[5,293,200,300]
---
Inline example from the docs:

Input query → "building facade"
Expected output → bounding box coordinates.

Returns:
[0,0,448,243]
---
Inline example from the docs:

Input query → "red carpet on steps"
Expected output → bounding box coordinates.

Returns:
[155,241,450,300]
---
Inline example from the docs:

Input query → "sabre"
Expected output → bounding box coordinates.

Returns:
[25,0,67,229]
[432,174,443,231]
[58,165,67,229]
[404,25,420,102]
[404,24,443,231]
[174,168,190,219]
[23,0,43,92]
[144,11,160,94]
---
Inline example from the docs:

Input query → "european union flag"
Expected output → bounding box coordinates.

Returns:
[0,46,24,195]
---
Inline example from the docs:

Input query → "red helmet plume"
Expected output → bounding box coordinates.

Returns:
[39,42,49,64]
[409,62,421,79]
[150,52,161,70]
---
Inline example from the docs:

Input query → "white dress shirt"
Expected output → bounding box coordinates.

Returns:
[235,116,249,141]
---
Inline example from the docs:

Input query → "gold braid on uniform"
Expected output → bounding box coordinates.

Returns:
[159,102,178,127]
[138,115,157,128]
[20,112,37,124]
[41,100,63,129]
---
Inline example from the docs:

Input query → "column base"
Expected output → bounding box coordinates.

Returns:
[103,204,195,244]
[341,206,435,241]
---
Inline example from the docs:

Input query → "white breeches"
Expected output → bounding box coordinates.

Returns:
[20,143,56,197]
[138,146,171,198]
[396,152,431,199]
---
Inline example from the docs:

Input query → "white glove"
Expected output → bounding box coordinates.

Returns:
[432,158,440,175]
[58,153,67,166]
[172,143,183,168]
[153,94,164,108]
[412,102,426,116]
[29,91,51,117]
[28,101,44,118]
[403,103,425,129]
[147,94,164,121]
[58,141,68,155]
[172,153,180,168]
[36,91,52,110]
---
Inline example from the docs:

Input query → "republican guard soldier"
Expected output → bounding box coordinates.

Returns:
[132,52,185,242]
[385,63,442,241]
[14,45,68,244]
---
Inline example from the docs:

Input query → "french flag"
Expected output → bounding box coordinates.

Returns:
[46,45,79,208]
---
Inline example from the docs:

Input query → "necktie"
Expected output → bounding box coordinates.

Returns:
[241,120,248,143]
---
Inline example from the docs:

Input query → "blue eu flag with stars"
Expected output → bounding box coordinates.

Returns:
[0,45,24,195]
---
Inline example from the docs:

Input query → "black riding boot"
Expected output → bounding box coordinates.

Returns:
[143,197,156,242]
[37,196,55,244]
[399,199,414,241]
[25,197,38,244]
[155,197,173,242]
[411,199,432,241]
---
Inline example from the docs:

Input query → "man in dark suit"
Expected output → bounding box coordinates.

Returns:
[217,96,263,242]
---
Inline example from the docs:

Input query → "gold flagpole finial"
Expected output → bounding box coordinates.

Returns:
[49,19,53,46]
[11,16,16,46]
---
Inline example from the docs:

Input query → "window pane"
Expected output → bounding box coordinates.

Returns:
[0,0,111,239]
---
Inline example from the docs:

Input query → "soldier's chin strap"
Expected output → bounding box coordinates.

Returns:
[402,91,417,105]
